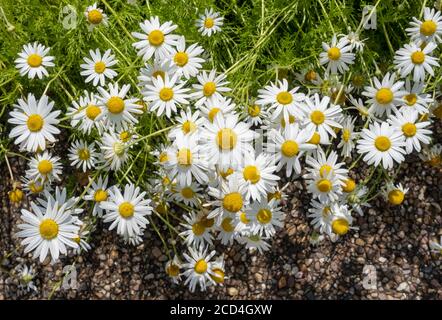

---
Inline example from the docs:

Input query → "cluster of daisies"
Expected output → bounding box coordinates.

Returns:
[6,3,442,293]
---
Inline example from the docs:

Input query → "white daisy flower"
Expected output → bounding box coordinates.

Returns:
[15,42,54,79]
[182,245,217,292]
[21,177,48,196]
[216,213,242,245]
[305,170,343,202]
[246,199,284,237]
[400,80,433,115]
[99,131,130,171]
[191,69,231,107]
[165,256,182,284]
[419,143,442,167]
[200,113,257,170]
[137,58,174,87]
[238,151,280,202]
[339,30,366,52]
[394,42,439,82]
[329,203,354,237]
[346,185,370,216]
[132,16,179,60]
[72,227,91,254]
[169,36,205,79]
[256,79,304,122]
[68,140,99,172]
[307,198,334,235]
[100,184,152,238]
[337,116,357,158]
[26,151,62,183]
[198,96,236,123]
[16,200,80,263]
[169,107,205,140]
[85,3,108,29]
[388,109,432,154]
[406,7,442,45]
[209,256,226,285]
[16,264,37,292]
[243,101,268,127]
[67,90,104,135]
[171,182,203,208]
[180,212,213,247]
[305,149,348,184]
[362,73,407,117]
[300,93,343,143]
[80,49,118,87]
[319,35,355,74]
[237,233,271,254]
[196,8,224,37]
[356,121,406,169]
[8,93,60,152]
[97,83,142,129]
[383,182,409,206]
[266,124,316,177]
[84,175,110,217]
[142,73,190,118]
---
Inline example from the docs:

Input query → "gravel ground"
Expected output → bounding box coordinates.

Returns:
[1,124,441,300]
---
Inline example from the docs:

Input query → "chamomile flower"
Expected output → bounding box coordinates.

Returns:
[256,79,304,122]
[97,83,142,129]
[16,201,80,263]
[165,256,182,284]
[215,214,241,245]
[337,116,357,158]
[191,69,231,107]
[196,8,224,37]
[339,30,366,52]
[246,199,284,237]
[362,73,407,117]
[384,182,409,206]
[305,171,343,202]
[85,3,108,29]
[244,101,268,126]
[99,131,130,171]
[67,91,104,135]
[169,36,205,79]
[15,42,54,79]
[419,143,442,167]
[68,140,99,172]
[319,35,355,74]
[137,58,174,87]
[295,67,320,85]
[182,245,218,292]
[72,226,91,254]
[84,176,110,217]
[394,42,439,82]
[357,121,406,169]
[307,198,334,235]
[80,49,118,87]
[238,152,280,202]
[153,143,175,168]
[21,177,48,196]
[400,80,433,115]
[100,184,152,238]
[142,73,190,118]
[172,182,203,208]
[180,212,214,246]
[16,264,37,292]
[198,96,236,123]
[238,233,271,254]
[266,124,316,177]
[346,185,370,216]
[8,93,60,152]
[301,94,343,143]
[429,236,442,254]
[169,108,205,140]
[388,109,432,153]
[329,203,354,237]
[406,7,442,45]
[305,149,349,183]
[201,113,256,170]
[26,151,62,183]
[209,256,226,285]
[132,16,178,60]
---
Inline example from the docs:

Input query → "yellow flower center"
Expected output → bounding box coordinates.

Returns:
[267,191,282,202]
[152,70,165,80]
[216,128,237,150]
[257,208,272,224]
[404,93,417,106]
[222,192,243,213]
[107,96,125,114]
[221,217,235,232]
[86,105,101,120]
[352,74,365,87]
[204,17,214,28]
[310,110,325,125]
[119,202,134,218]
[402,122,417,137]
[38,160,53,175]
[239,211,250,224]
[27,54,43,67]
[192,222,205,236]
[174,52,189,67]
[113,142,125,156]
[210,268,225,284]
[342,178,356,193]
[248,104,261,117]
[411,51,425,64]
[159,152,169,163]
[77,148,90,161]
[319,164,332,177]
[376,88,394,104]
[9,189,24,203]
[388,189,404,205]
[308,132,321,145]
[88,9,103,25]
[420,20,437,36]
[316,179,332,193]
[305,70,317,82]
[94,61,106,73]
[166,264,180,277]
[276,91,293,105]
[148,30,165,46]
[182,120,196,134]
[194,259,208,274]
[327,47,341,60]
[39,219,59,240]
[203,81,216,97]
[94,189,108,202]
[27,114,44,132]
[332,218,349,235]
[322,206,331,218]
[181,187,194,199]
[374,136,391,152]
[243,165,260,184]
[281,140,299,157]
[159,87,174,101]
[342,129,351,142]
[119,131,130,142]
[219,168,234,179]
[177,148,192,166]
[208,108,220,122]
